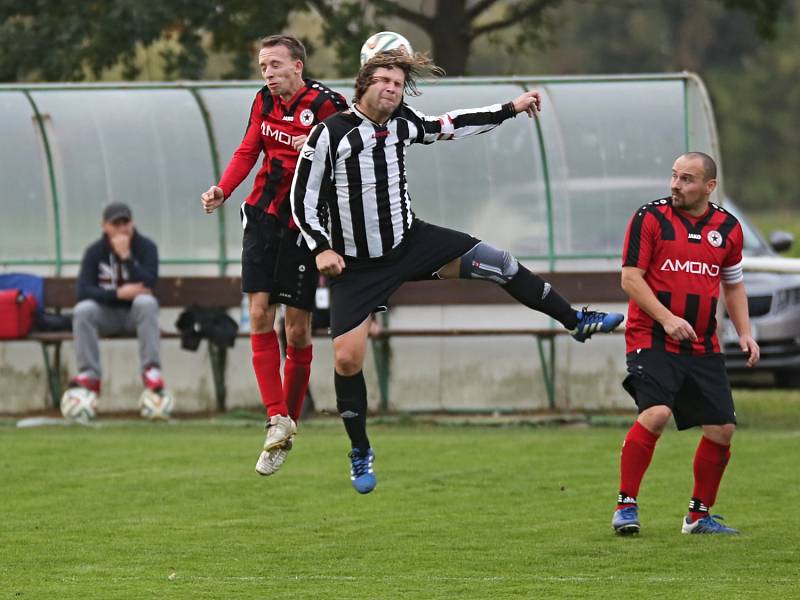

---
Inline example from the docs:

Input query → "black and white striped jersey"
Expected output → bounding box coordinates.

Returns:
[291,101,516,259]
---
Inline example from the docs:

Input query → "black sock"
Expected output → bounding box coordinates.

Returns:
[335,370,370,452]
[504,265,578,329]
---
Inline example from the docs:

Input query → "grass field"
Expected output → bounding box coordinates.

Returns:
[2,392,799,599]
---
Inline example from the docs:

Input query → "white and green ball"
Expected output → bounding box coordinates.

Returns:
[60,387,98,421]
[359,31,414,66]
[139,389,175,421]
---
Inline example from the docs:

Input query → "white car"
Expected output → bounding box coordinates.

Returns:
[722,200,800,387]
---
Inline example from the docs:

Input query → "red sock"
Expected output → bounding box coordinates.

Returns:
[689,436,731,521]
[251,331,286,417]
[284,344,312,422]
[617,420,660,509]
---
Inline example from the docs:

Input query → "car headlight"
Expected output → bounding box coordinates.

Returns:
[773,286,800,313]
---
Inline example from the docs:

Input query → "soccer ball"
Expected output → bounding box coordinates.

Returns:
[139,388,175,421]
[60,387,98,422]
[359,31,414,65]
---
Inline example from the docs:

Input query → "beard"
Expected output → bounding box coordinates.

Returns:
[672,192,705,212]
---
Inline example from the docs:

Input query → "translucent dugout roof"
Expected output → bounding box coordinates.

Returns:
[0,74,720,275]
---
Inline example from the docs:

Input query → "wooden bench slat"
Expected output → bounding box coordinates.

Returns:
[43,272,625,310]
[43,276,243,309]
[387,272,626,305]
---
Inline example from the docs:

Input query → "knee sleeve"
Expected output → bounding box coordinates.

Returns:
[458,242,519,285]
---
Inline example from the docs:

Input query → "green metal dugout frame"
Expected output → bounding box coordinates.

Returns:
[1,74,720,413]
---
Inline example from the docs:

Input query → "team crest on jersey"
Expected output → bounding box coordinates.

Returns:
[707,230,723,247]
[299,109,314,126]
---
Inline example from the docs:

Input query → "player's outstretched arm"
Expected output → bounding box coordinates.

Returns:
[408,92,537,144]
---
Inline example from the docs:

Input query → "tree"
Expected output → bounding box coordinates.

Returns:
[309,0,785,76]
[1,0,784,82]
[0,0,296,82]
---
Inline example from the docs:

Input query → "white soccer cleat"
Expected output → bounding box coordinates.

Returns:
[263,414,297,451]
[255,438,293,476]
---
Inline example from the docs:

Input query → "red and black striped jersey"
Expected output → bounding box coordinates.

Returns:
[621,197,744,355]
[218,79,347,228]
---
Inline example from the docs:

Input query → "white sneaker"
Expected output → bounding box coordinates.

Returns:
[264,414,297,451]
[255,438,293,476]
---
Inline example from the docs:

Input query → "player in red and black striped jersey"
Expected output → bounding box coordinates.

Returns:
[611,152,760,536]
[200,35,346,477]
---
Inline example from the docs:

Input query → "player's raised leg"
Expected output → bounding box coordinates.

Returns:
[437,242,624,340]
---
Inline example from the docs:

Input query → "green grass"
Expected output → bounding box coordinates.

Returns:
[2,394,799,599]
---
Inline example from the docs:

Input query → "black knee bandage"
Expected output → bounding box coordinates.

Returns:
[458,242,519,285]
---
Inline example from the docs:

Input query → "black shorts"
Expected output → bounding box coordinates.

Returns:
[240,203,318,311]
[622,349,736,430]
[328,220,479,338]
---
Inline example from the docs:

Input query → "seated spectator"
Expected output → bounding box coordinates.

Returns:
[67,202,165,396]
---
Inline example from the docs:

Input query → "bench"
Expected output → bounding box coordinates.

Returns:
[373,272,626,410]
[29,276,243,411]
[20,272,625,412]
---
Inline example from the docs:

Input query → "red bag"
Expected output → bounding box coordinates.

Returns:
[0,289,38,339]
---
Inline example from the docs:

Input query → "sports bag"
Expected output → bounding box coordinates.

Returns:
[0,289,38,339]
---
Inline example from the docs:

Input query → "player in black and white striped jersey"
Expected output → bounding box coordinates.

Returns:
[291,49,624,493]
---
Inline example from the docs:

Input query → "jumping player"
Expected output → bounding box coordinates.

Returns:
[291,50,625,494]
[200,34,347,476]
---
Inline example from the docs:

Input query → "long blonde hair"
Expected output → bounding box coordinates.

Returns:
[353,49,445,104]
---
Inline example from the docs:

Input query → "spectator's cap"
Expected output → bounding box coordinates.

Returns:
[102,202,132,223]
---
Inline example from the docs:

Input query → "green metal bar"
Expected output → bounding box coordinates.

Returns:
[39,341,63,409]
[189,88,227,276]
[1,252,624,268]
[683,80,690,151]
[549,335,556,409]
[0,258,242,267]
[0,73,693,93]
[372,312,392,412]
[523,83,557,271]
[536,336,556,410]
[207,342,228,412]
[23,90,62,275]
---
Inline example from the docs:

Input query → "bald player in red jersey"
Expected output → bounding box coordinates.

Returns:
[611,152,760,536]
[201,34,346,476]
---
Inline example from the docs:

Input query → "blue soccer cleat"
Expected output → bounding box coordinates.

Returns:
[612,505,641,535]
[349,448,376,494]
[571,308,625,343]
[681,514,739,535]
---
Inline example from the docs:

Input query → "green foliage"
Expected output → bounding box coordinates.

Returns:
[1,417,799,598]
[708,2,800,209]
[748,210,800,257]
[1,1,784,82]
[0,0,296,81]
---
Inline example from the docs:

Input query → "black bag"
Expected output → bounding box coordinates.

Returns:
[175,306,239,351]
[34,311,73,332]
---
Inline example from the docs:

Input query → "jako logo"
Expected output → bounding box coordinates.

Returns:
[660,259,719,276]
[261,123,293,147]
